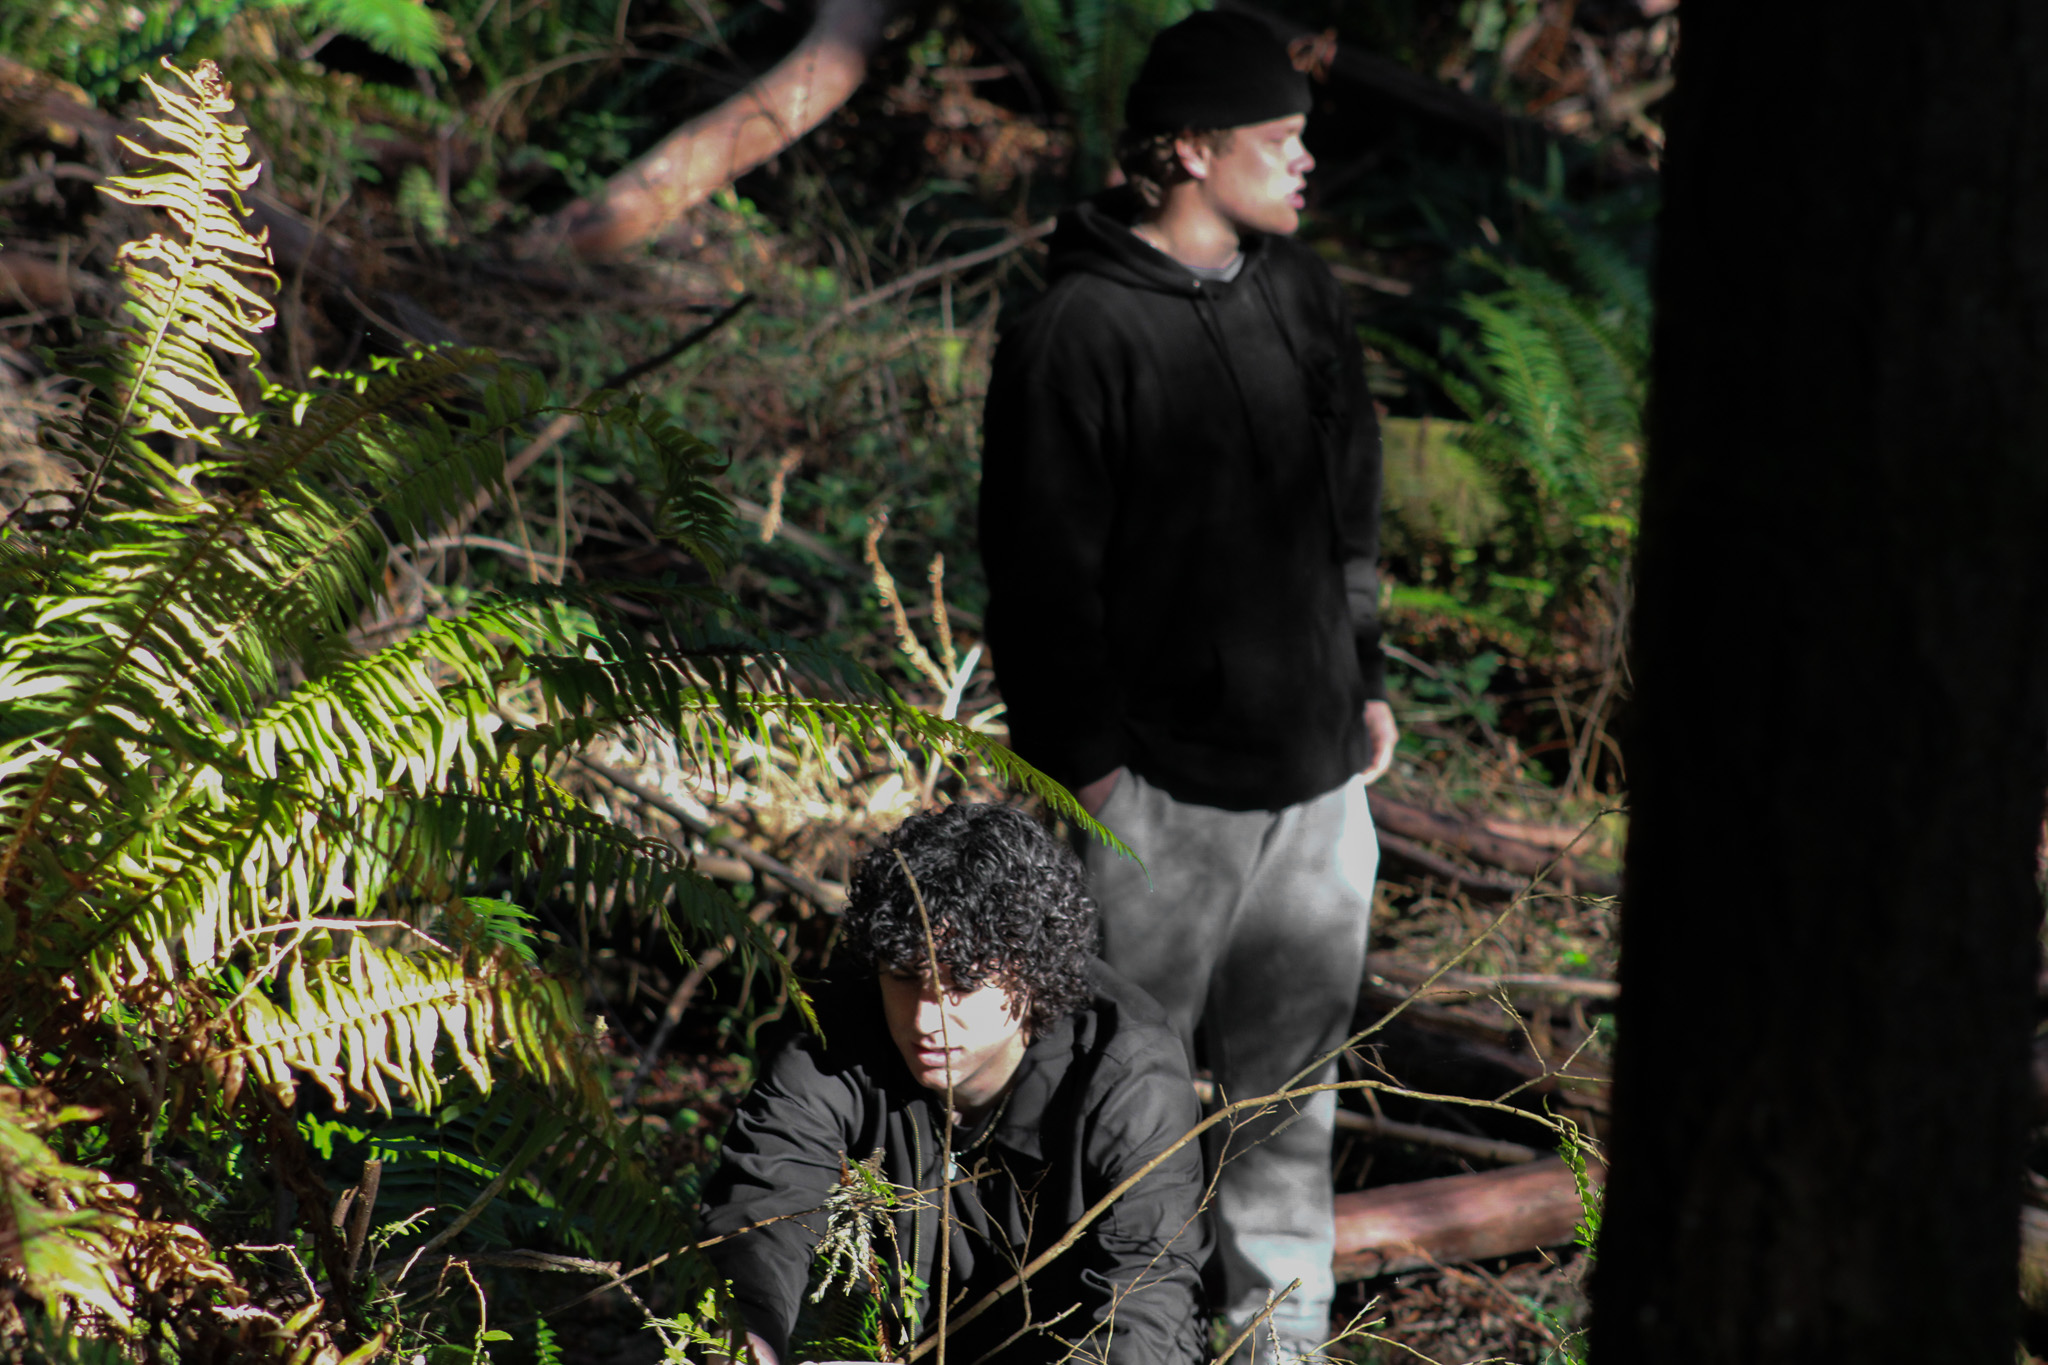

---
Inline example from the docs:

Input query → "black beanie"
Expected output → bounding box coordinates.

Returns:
[1124,11,1312,135]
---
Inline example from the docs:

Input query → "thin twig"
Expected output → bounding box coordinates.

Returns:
[898,851,955,1365]
[621,898,780,1105]
[574,756,845,906]
[1209,1279,1303,1365]
[451,294,755,534]
[800,221,1052,348]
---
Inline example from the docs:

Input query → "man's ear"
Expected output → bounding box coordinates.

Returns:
[1174,134,1212,182]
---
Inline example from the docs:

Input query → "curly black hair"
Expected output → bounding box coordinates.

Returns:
[840,804,1099,1038]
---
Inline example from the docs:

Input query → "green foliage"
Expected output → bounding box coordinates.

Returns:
[0,58,1084,1356]
[396,163,453,244]
[1369,207,1647,645]
[298,0,447,70]
[1015,0,1204,189]
[1,0,444,101]
[1556,1114,1603,1261]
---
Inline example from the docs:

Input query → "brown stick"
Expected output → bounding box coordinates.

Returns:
[547,0,899,258]
[621,899,779,1106]
[1370,955,1619,1003]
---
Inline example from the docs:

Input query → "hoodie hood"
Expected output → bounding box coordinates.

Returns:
[1047,187,1270,295]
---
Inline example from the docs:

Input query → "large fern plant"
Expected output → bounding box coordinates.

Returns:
[0,61,1075,1360]
[1371,214,1648,646]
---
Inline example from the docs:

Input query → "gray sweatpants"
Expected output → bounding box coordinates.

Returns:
[1082,770,1378,1358]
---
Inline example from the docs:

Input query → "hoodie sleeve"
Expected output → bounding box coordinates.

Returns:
[979,295,1130,789]
[699,1030,861,1363]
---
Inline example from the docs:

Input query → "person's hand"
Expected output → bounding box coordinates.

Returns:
[1074,767,1123,816]
[711,1333,779,1365]
[1361,700,1398,785]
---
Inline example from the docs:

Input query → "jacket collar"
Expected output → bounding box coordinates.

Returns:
[989,1010,1084,1161]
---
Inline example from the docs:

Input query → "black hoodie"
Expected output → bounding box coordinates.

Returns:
[699,961,1209,1365]
[979,189,1385,812]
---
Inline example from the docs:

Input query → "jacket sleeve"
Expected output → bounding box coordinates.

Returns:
[978,297,1130,789]
[1332,284,1388,703]
[698,1031,862,1362]
[1066,1037,1211,1365]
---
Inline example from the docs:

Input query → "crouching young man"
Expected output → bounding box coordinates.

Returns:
[699,804,1211,1365]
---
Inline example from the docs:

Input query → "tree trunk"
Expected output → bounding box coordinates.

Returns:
[1592,5,2048,1362]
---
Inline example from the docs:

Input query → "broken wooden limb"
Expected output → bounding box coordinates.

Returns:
[1333,1108,1541,1166]
[1376,830,1533,899]
[1191,1077,1540,1166]
[1371,955,1620,1003]
[0,253,80,309]
[547,0,899,258]
[1332,1157,1595,1281]
[1370,792,1620,896]
[1357,981,1612,1115]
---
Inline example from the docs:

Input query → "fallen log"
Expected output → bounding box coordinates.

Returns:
[1369,792,1620,897]
[1332,1157,1594,1281]
[546,0,898,258]
[1477,812,1595,852]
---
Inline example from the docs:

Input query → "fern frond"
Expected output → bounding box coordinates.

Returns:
[233,933,595,1114]
[73,59,276,522]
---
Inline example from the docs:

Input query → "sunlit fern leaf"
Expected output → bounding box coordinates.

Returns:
[0,61,1107,1356]
[1360,215,1647,637]
[77,59,276,518]
[234,931,598,1114]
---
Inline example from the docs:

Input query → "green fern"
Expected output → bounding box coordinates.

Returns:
[0,59,1088,1355]
[298,0,447,70]
[1366,211,1647,642]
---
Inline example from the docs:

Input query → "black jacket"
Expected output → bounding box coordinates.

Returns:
[699,960,1209,1365]
[979,190,1385,812]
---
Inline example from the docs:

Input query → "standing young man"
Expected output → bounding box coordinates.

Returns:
[977,13,1394,1362]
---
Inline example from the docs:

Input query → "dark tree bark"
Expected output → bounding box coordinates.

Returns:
[1593,5,2048,1362]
